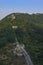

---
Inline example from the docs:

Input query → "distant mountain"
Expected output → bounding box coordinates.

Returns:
[0,13,43,65]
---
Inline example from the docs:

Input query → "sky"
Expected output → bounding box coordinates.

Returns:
[0,0,43,20]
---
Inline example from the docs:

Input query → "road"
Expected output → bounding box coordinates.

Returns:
[14,31,33,65]
[14,41,33,65]
[23,49,33,65]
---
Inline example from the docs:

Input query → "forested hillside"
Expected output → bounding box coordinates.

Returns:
[0,13,43,65]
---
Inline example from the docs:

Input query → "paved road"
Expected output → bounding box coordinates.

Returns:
[14,31,33,65]
[14,41,33,65]
[23,49,33,65]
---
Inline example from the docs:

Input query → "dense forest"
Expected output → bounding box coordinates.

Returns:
[0,13,43,65]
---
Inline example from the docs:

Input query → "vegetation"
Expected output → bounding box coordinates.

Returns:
[0,44,27,65]
[0,13,43,65]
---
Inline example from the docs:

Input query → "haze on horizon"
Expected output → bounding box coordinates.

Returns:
[0,0,43,20]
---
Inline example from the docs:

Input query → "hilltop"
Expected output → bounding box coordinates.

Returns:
[0,13,43,29]
[0,13,43,65]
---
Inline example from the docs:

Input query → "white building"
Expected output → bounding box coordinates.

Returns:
[12,26,18,29]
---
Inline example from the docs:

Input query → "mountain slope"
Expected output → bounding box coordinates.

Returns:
[0,13,43,65]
